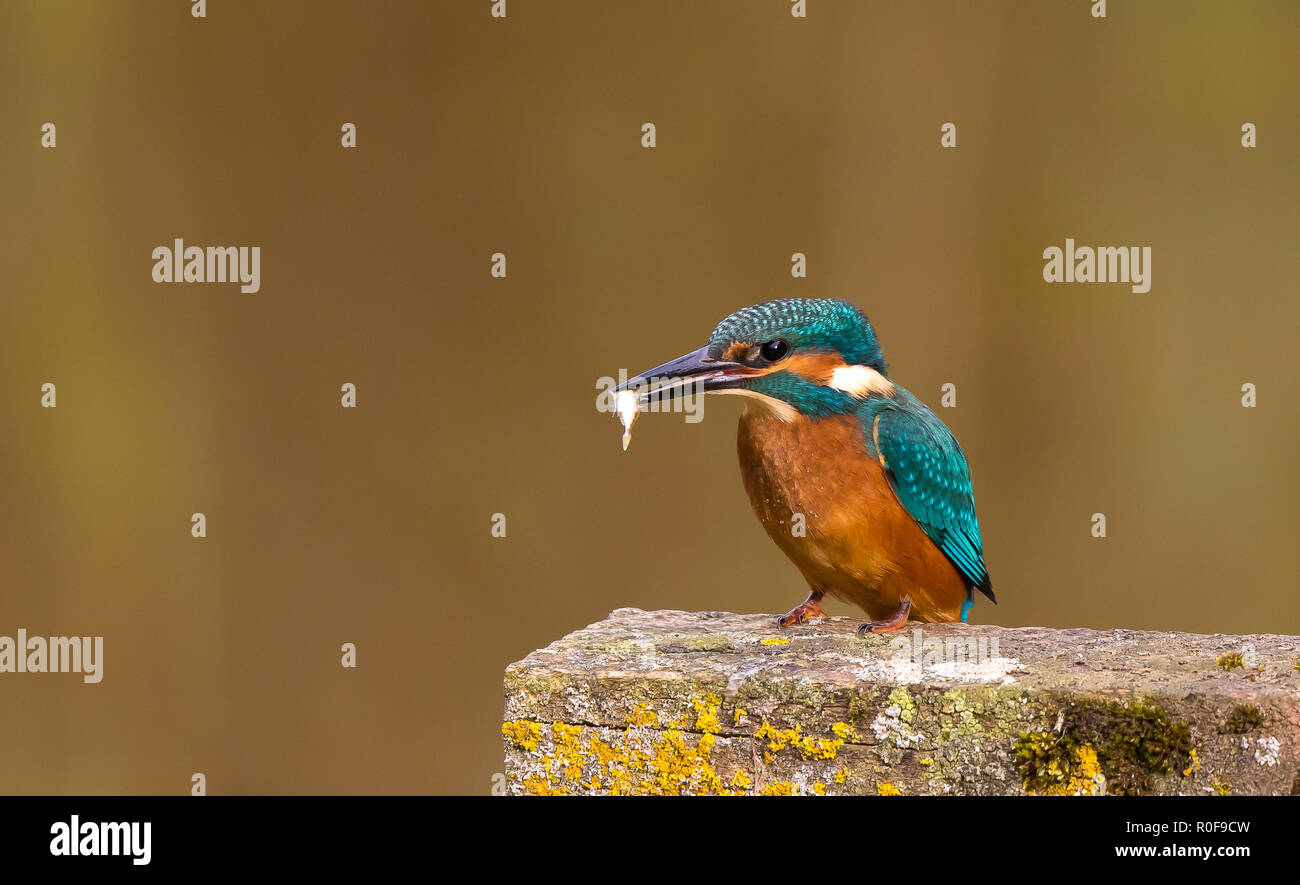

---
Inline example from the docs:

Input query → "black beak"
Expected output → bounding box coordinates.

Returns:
[613,345,760,404]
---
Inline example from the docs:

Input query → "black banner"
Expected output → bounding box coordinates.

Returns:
[0,795,1283,871]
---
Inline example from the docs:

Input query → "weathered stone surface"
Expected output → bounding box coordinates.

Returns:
[502,608,1300,795]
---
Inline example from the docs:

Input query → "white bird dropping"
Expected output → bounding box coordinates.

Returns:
[612,389,640,451]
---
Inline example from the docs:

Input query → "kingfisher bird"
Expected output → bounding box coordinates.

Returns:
[614,298,994,633]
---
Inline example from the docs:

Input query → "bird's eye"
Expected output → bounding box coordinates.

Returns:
[759,339,789,362]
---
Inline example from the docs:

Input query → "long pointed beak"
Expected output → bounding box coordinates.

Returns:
[613,346,761,404]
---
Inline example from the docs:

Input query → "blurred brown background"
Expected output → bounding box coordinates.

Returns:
[1,1,1297,795]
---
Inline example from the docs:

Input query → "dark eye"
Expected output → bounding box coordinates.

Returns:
[760,339,789,362]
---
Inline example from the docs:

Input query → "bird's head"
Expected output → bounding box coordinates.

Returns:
[615,298,893,421]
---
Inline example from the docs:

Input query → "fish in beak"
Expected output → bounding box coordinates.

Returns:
[608,346,762,450]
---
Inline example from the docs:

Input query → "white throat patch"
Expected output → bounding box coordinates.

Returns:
[711,388,799,422]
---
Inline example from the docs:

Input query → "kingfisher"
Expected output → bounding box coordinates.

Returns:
[613,298,994,633]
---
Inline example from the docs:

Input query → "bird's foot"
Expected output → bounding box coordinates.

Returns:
[857,598,912,634]
[777,596,826,629]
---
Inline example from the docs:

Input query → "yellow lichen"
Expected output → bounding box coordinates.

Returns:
[537,721,589,783]
[831,721,859,741]
[760,637,791,646]
[525,717,719,796]
[502,720,543,752]
[509,695,853,797]
[877,782,902,796]
[647,729,701,794]
[755,720,845,763]
[692,695,723,734]
[1024,744,1105,796]
[625,704,658,728]
[523,775,567,796]
[832,768,848,784]
[1182,747,1202,777]
[1210,778,1231,796]
[733,707,747,725]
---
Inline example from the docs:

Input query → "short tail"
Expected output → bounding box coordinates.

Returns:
[961,576,996,623]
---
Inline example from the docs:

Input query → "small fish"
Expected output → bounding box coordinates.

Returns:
[612,389,640,451]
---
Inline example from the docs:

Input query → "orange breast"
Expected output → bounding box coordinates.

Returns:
[736,410,967,623]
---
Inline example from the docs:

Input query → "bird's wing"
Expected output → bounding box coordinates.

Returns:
[871,405,994,599]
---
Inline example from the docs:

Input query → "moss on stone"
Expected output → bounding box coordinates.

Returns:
[1015,698,1192,795]
[1216,653,1245,672]
[1223,705,1263,734]
[654,635,735,653]
[1015,731,1087,793]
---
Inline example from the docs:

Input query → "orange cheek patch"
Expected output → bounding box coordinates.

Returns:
[779,351,847,383]
[722,341,752,362]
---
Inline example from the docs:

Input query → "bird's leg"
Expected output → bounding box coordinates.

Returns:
[857,596,912,634]
[777,589,826,628]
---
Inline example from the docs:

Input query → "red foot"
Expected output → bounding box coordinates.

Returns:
[857,597,912,634]
[777,592,826,629]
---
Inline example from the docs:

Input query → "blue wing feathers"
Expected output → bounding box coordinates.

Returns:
[870,399,994,601]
